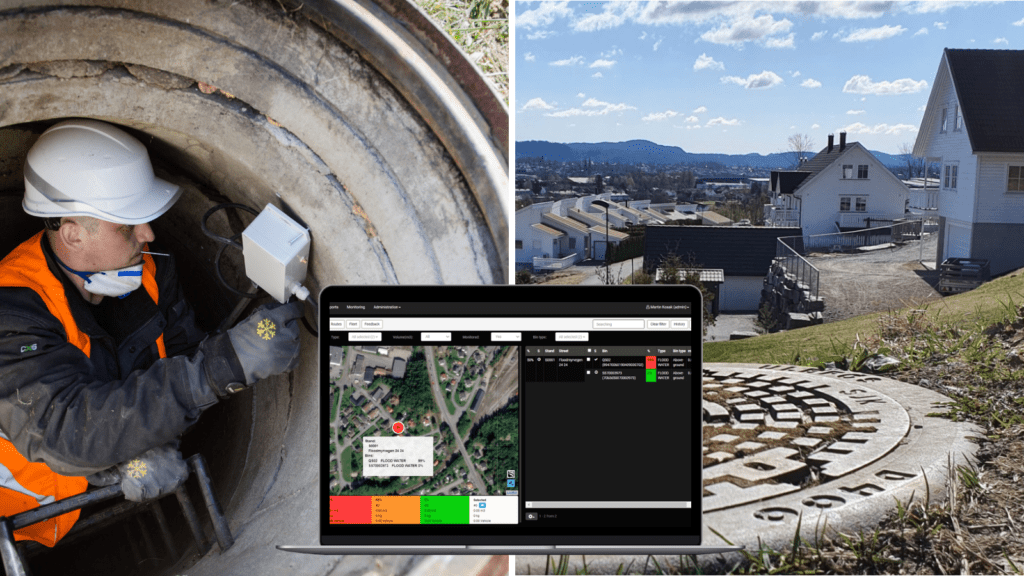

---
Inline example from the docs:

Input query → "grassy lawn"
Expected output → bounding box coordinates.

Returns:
[707,268,1024,365]
[413,0,508,105]
[443,390,457,415]
[341,445,356,483]
[329,387,342,422]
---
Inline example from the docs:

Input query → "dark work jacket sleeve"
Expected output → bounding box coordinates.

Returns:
[156,252,208,359]
[0,288,244,477]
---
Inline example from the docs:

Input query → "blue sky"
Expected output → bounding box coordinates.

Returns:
[514,1,1024,155]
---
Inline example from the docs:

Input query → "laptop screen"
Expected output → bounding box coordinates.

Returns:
[319,285,702,547]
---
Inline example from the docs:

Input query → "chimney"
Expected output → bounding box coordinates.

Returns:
[839,131,847,151]
[828,133,834,153]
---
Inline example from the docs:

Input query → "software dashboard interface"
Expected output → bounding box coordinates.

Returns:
[320,287,702,545]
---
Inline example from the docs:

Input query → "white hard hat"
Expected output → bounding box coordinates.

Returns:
[23,119,182,225]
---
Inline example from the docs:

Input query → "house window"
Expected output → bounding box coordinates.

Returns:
[569,237,576,249]
[858,165,869,179]
[943,164,958,190]
[1009,166,1024,193]
[941,108,947,133]
[842,165,853,179]
[954,105,962,131]
[856,197,867,212]
[515,240,522,249]
[840,197,851,211]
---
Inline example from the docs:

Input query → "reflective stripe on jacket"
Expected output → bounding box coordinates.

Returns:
[0,231,166,546]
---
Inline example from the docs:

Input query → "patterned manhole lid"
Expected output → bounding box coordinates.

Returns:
[703,364,980,551]
[515,363,981,575]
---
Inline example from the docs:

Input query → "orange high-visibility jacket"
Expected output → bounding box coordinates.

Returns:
[0,231,165,546]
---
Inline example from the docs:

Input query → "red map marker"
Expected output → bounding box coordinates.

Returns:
[392,422,404,434]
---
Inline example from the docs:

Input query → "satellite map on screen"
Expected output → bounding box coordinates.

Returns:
[327,345,519,497]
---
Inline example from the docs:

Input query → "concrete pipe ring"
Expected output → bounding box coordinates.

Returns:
[0,1,508,574]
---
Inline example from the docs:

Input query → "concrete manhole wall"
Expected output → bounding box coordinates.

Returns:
[0,0,508,285]
[0,1,507,575]
[516,363,981,575]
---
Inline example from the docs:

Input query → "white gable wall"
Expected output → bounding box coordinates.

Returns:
[796,145,908,237]
[514,202,552,266]
[919,62,978,224]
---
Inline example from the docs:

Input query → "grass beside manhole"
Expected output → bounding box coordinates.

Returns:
[528,270,1024,574]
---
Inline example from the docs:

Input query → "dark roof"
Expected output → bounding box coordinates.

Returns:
[791,141,860,193]
[945,49,1024,153]
[392,357,407,379]
[643,225,801,276]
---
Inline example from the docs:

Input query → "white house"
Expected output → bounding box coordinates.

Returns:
[913,48,1024,276]
[514,195,630,271]
[764,133,909,237]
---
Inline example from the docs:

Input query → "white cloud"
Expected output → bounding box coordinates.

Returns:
[934,21,947,30]
[801,78,822,88]
[789,125,796,130]
[589,59,617,69]
[546,98,636,118]
[573,1,642,32]
[518,1,572,29]
[918,105,927,111]
[635,2,755,26]
[524,52,536,61]
[687,125,701,130]
[577,93,585,98]
[701,14,793,47]
[765,33,796,49]
[843,75,928,95]
[639,31,648,40]
[685,115,699,123]
[995,37,1009,45]
[707,117,741,127]
[841,25,907,42]
[847,109,866,115]
[592,72,603,78]
[642,110,680,122]
[693,53,724,71]
[693,106,707,113]
[653,39,663,51]
[791,70,801,78]
[840,122,919,136]
[550,56,584,66]
[812,123,820,129]
[1015,18,1024,26]
[527,30,556,40]
[600,47,623,58]
[914,27,928,36]
[522,97,554,111]
[721,70,784,90]
[811,30,828,41]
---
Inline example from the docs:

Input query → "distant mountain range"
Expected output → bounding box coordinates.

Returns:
[515,139,909,171]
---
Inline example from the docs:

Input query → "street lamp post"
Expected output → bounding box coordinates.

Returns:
[592,200,611,284]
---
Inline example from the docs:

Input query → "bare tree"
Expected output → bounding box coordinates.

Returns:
[787,134,815,168]
[897,142,922,179]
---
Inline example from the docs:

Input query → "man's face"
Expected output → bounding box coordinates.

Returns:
[77,219,157,271]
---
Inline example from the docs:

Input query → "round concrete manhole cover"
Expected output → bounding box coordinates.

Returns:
[515,363,981,575]
[703,364,980,551]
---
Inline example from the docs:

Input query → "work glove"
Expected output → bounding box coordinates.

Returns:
[226,300,303,389]
[86,444,189,501]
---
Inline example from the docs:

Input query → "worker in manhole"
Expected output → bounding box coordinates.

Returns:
[0,119,304,547]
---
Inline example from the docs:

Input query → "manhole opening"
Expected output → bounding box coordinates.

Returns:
[1,120,256,575]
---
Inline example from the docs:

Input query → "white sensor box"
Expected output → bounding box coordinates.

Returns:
[241,204,311,303]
